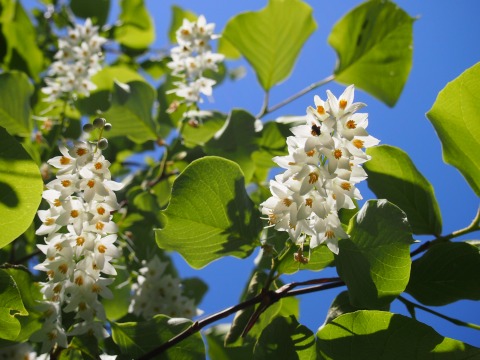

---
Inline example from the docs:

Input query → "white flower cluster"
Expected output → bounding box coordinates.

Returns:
[261,86,379,254]
[129,256,198,319]
[0,343,36,360]
[32,127,122,353]
[42,18,106,103]
[167,16,224,104]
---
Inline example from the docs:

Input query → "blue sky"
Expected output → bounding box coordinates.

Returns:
[24,0,480,348]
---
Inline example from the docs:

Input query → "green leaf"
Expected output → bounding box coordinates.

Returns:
[182,111,227,148]
[102,265,131,321]
[317,310,480,359]
[168,5,197,43]
[218,35,241,60]
[70,0,110,25]
[277,244,334,275]
[204,110,259,183]
[0,269,27,341]
[254,315,316,360]
[365,145,442,236]
[336,200,414,308]
[426,62,480,196]
[181,277,208,307]
[0,127,43,249]
[0,1,44,80]
[155,156,262,268]
[114,0,155,50]
[329,0,414,106]
[205,324,254,360]
[222,0,317,90]
[111,315,205,359]
[0,71,33,136]
[140,58,168,80]
[100,81,157,143]
[407,242,480,306]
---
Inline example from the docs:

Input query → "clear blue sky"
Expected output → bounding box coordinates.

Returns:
[25,0,480,348]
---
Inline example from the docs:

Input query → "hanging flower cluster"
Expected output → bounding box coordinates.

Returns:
[42,18,106,103]
[0,343,36,360]
[261,85,379,255]
[167,15,224,104]
[31,119,122,353]
[129,256,198,319]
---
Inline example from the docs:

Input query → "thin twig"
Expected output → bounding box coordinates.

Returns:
[136,278,345,360]
[398,296,480,331]
[261,75,335,118]
[256,91,270,119]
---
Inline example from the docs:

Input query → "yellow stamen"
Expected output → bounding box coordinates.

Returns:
[54,199,62,207]
[76,148,87,156]
[96,222,105,230]
[325,230,335,239]
[306,149,315,157]
[97,207,106,215]
[339,99,348,109]
[333,149,342,159]
[305,198,313,207]
[76,236,85,246]
[58,263,68,274]
[283,198,293,207]
[60,156,71,165]
[70,210,79,218]
[346,120,357,129]
[61,180,71,187]
[341,182,352,191]
[316,105,325,115]
[97,244,107,254]
[308,172,319,184]
[353,139,364,149]
[87,180,95,188]
[74,275,84,286]
[94,162,103,170]
[44,218,55,226]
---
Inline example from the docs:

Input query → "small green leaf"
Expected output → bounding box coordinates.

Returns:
[114,0,155,50]
[0,269,27,341]
[205,110,259,183]
[70,0,110,25]
[329,0,414,106]
[336,200,414,308]
[317,310,480,359]
[365,145,442,236]
[426,62,480,196]
[181,277,208,307]
[111,315,205,359]
[182,111,227,148]
[168,5,197,43]
[155,156,262,269]
[0,71,33,136]
[407,242,480,306]
[100,81,157,143]
[0,127,43,249]
[222,0,317,90]
[205,324,254,360]
[0,1,44,80]
[254,315,316,360]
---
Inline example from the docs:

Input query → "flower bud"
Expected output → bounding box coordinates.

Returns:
[82,123,94,132]
[104,123,112,131]
[97,138,108,150]
[93,117,106,128]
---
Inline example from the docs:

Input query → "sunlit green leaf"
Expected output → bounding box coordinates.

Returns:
[218,35,241,60]
[277,244,334,275]
[100,81,157,143]
[111,315,204,359]
[329,0,414,106]
[0,269,27,341]
[222,0,317,90]
[317,310,480,359]
[0,127,43,249]
[182,111,227,148]
[70,0,110,25]
[168,5,197,43]
[407,242,480,306]
[0,0,44,80]
[156,156,262,268]
[365,145,442,236]
[0,71,33,136]
[114,0,155,50]
[426,62,480,196]
[205,110,259,183]
[336,200,414,308]
[205,324,254,360]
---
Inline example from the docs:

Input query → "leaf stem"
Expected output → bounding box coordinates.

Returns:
[136,277,344,360]
[411,206,480,257]
[260,75,335,118]
[256,91,270,118]
[398,295,480,331]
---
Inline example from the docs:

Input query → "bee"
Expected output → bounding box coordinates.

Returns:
[311,124,321,136]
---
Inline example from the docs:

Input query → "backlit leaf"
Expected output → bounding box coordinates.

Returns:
[114,0,155,50]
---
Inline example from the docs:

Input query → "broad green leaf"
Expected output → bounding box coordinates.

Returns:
[322,290,389,327]
[140,58,168,80]
[0,127,43,248]
[336,200,414,308]
[317,310,480,359]
[426,62,480,196]
[225,271,299,347]
[182,111,227,148]
[277,244,334,275]
[218,35,241,60]
[102,265,131,321]
[111,315,204,359]
[0,269,27,341]
[70,0,110,25]
[254,315,316,360]
[329,0,414,106]
[100,81,158,143]
[168,5,197,43]
[204,110,259,183]
[205,324,254,360]
[365,145,442,236]
[181,277,208,307]
[0,0,44,80]
[155,156,262,268]
[407,242,480,306]
[222,0,317,90]
[0,71,33,136]
[114,0,155,50]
